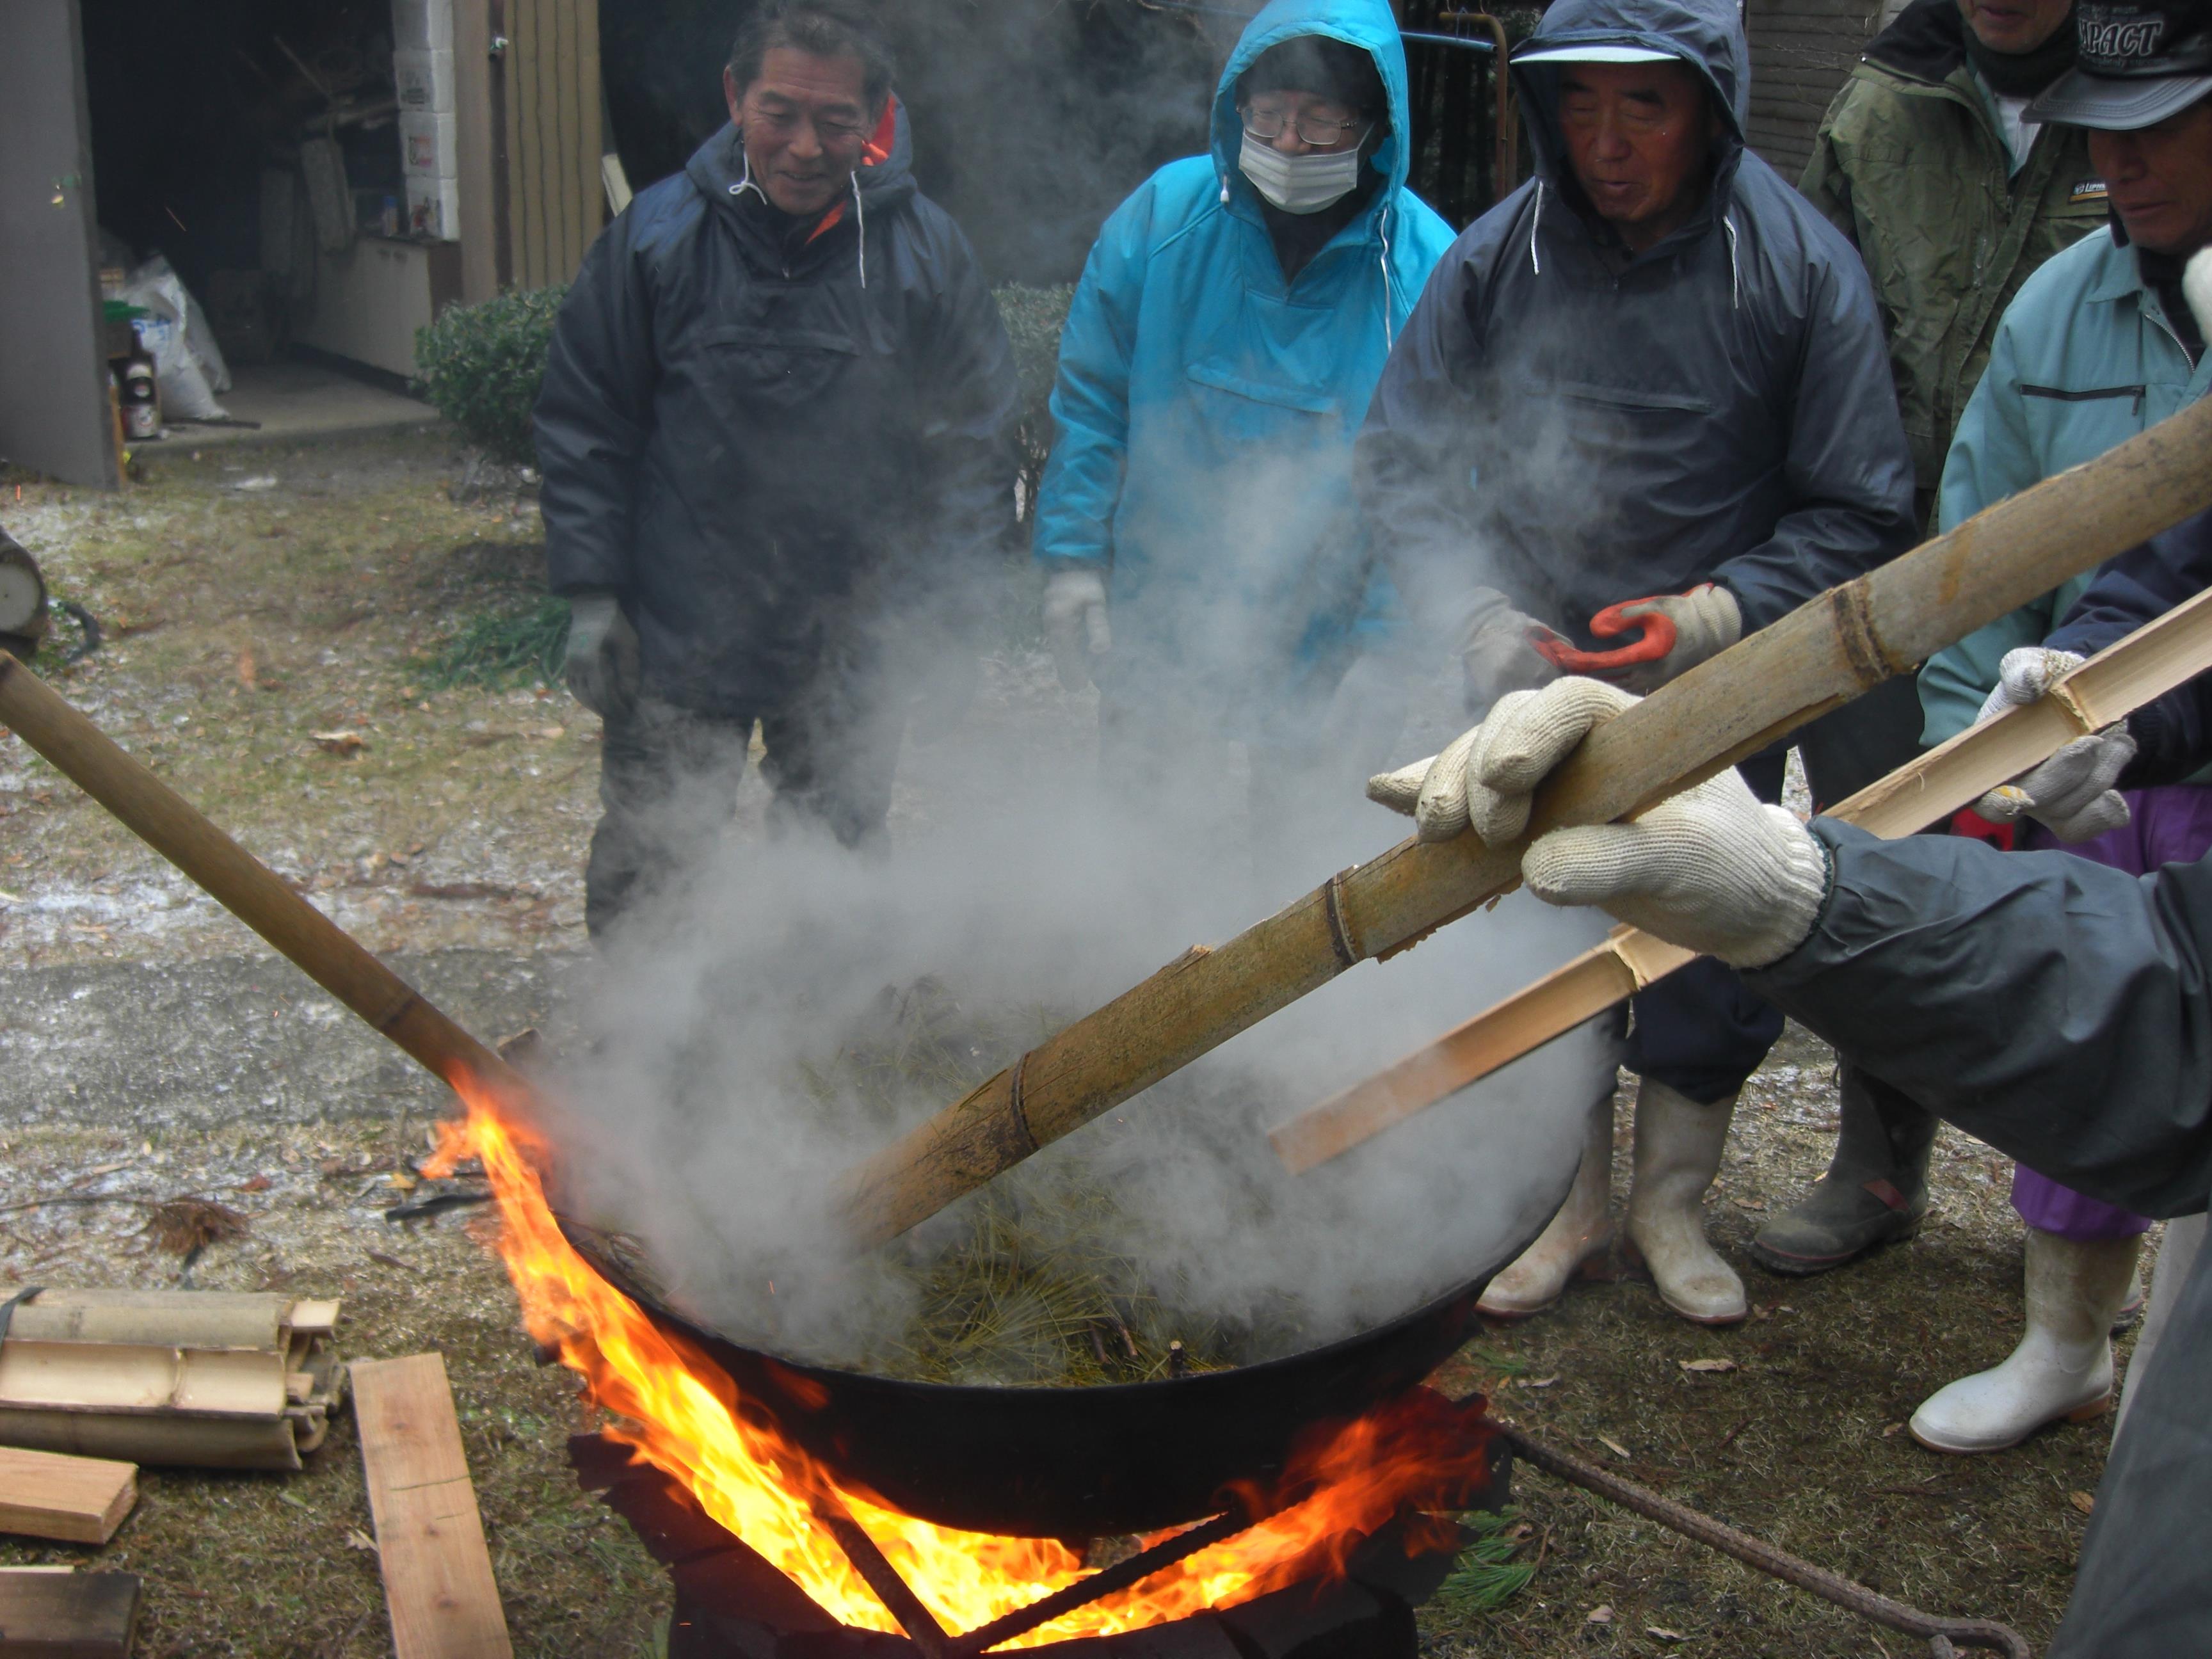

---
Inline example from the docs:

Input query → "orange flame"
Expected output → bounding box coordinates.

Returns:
[431,1073,1491,1647]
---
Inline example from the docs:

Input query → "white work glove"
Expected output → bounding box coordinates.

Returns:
[562,592,641,717]
[1603,583,1742,693]
[1455,588,1560,717]
[1369,677,1829,968]
[1368,679,1632,844]
[1969,647,2134,842]
[1042,568,1111,691]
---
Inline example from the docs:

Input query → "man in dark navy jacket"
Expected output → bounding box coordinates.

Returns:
[536,0,1017,937]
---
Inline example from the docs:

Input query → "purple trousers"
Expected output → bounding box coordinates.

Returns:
[2012,785,2212,1239]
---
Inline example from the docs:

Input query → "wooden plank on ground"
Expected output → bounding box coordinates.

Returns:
[0,1570,141,1658]
[353,1354,513,1659]
[0,1448,136,1545]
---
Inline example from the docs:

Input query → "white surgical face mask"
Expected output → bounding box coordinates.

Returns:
[1238,130,1365,214]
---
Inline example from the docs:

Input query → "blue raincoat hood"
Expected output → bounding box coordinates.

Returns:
[1032,0,1457,723]
[1511,0,1749,188]
[1209,0,1417,209]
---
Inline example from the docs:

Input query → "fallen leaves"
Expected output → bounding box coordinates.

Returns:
[1516,1373,1560,1390]
[140,1197,250,1258]
[311,729,365,758]
[1647,1628,1686,1642]
[1679,1357,1737,1374]
[1596,1434,1631,1460]
[2069,1491,2096,1516]
[1585,1605,1614,1624]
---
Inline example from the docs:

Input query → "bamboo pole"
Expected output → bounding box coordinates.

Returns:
[0,654,532,1117]
[833,394,2212,1249]
[1271,582,2212,1174]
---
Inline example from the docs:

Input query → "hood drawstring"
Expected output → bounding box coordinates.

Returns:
[1529,182,1545,276]
[851,172,868,289]
[1722,210,1740,310]
[728,143,765,205]
[1220,173,1231,206]
[1379,207,1396,353]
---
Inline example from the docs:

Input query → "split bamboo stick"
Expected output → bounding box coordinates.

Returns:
[833,393,2212,1249]
[1270,582,2212,1173]
[0,655,533,1118]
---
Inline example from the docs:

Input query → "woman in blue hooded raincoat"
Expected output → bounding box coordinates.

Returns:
[1032,0,1455,830]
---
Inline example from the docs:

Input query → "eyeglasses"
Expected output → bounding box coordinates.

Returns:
[1240,106,1368,147]
[745,99,870,147]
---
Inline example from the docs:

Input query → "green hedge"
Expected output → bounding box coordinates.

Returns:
[414,286,568,466]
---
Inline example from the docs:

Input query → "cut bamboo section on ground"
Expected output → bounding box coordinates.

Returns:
[0,1288,344,1470]
[0,1447,137,1545]
[833,395,2212,1248]
[1270,582,2212,1174]
[353,1353,513,1659]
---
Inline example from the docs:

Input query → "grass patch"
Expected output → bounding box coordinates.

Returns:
[422,595,571,689]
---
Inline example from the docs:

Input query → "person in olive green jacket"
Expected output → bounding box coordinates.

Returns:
[1802,0,2107,508]
[1753,0,2106,1279]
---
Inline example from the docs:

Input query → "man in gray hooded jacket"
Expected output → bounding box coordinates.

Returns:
[1356,0,1916,1329]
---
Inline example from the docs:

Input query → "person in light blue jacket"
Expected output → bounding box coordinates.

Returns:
[1920,237,2212,742]
[1032,0,1455,841]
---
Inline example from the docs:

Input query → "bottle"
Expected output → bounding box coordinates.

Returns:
[120,351,161,440]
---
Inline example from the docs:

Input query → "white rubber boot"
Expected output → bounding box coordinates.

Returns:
[1478,1092,1614,1319]
[1910,1230,2140,1454]
[1624,1078,1747,1326]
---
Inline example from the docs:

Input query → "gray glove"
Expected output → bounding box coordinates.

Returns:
[1603,583,1742,693]
[1370,677,1828,968]
[562,592,641,717]
[1043,568,1111,692]
[1969,647,2133,842]
[1455,588,1560,717]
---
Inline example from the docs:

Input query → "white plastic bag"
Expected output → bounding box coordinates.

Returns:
[119,255,232,421]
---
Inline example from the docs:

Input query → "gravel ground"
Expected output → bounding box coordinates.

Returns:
[1,434,2170,1656]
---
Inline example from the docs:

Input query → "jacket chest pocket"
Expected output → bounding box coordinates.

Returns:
[1183,361,1342,449]
[1522,374,1725,456]
[1537,378,1717,417]
[693,323,885,412]
[2015,380,2151,472]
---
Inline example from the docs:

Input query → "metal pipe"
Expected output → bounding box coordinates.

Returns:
[1439,11,1518,204]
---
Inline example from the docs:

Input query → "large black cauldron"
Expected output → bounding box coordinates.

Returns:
[559,1173,1561,1540]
